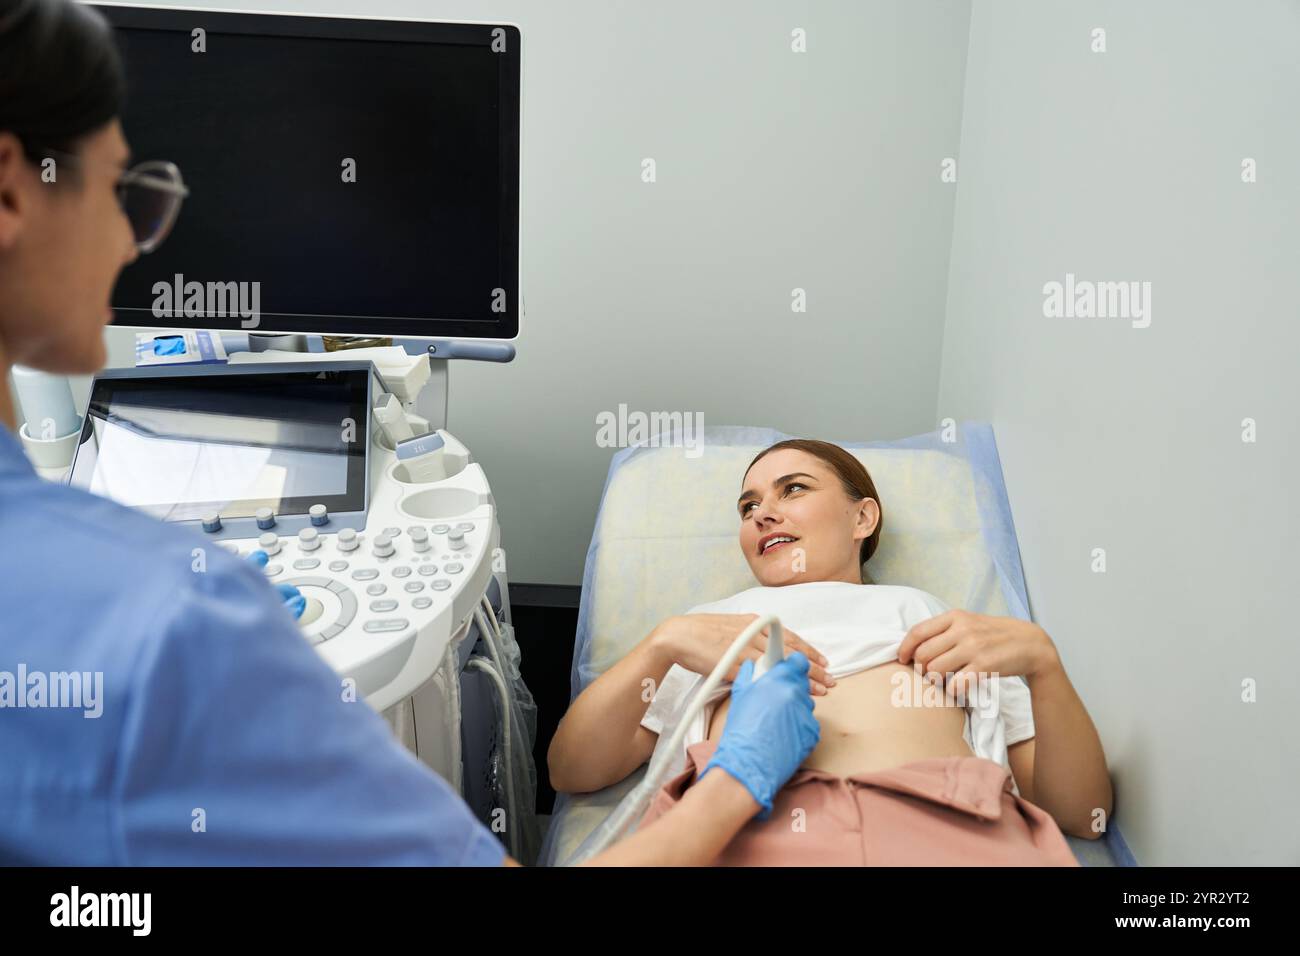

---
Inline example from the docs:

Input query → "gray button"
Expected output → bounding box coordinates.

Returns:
[365,583,387,596]
[258,531,281,556]
[404,581,425,593]
[407,525,426,536]
[443,562,463,574]
[391,566,413,578]
[298,527,321,551]
[430,579,452,591]
[328,560,349,572]
[369,599,399,613]
[412,597,433,609]
[364,619,410,634]
[337,528,359,552]
[432,524,450,534]
[372,533,395,558]
[410,527,430,552]
[333,588,357,628]
[383,526,402,537]
[455,522,475,532]
[418,564,439,576]
[351,569,379,581]
[263,564,282,577]
[287,576,332,589]
[293,558,320,570]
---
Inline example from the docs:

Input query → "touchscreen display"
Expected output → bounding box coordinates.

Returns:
[68,367,369,523]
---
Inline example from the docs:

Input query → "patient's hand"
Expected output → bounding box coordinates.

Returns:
[650,614,835,695]
[897,609,1060,697]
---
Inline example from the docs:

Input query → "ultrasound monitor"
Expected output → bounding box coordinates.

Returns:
[93,3,521,340]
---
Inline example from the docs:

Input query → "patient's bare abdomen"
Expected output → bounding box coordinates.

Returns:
[707,660,974,776]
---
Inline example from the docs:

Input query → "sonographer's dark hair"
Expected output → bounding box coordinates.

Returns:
[0,0,124,167]
[745,439,884,584]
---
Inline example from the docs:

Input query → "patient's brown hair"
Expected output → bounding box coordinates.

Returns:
[745,439,883,584]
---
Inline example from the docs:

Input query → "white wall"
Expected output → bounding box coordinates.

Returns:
[938,0,1300,864]
[84,0,973,586]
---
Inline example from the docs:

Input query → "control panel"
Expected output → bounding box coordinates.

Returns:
[210,429,498,712]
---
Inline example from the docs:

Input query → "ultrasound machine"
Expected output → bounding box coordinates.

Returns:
[48,4,537,862]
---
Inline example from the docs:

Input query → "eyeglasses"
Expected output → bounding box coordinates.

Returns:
[37,147,190,254]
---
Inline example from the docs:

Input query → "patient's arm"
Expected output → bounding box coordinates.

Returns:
[550,614,831,793]
[547,626,672,794]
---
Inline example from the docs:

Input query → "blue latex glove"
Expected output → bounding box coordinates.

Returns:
[246,549,306,620]
[152,335,187,356]
[701,651,821,820]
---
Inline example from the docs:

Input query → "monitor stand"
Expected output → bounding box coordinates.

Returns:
[231,333,514,432]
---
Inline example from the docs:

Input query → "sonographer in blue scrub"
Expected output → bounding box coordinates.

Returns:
[0,0,819,866]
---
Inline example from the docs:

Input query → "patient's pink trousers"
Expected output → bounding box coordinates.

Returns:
[639,739,1081,866]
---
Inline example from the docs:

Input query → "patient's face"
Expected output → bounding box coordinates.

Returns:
[737,449,876,587]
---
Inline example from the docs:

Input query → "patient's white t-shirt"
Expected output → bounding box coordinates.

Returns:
[639,581,1035,791]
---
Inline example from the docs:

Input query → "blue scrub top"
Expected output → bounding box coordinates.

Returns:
[0,425,505,866]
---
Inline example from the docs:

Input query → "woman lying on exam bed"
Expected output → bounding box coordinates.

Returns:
[548,439,1113,866]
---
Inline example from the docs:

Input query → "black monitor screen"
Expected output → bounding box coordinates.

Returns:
[99,5,520,338]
